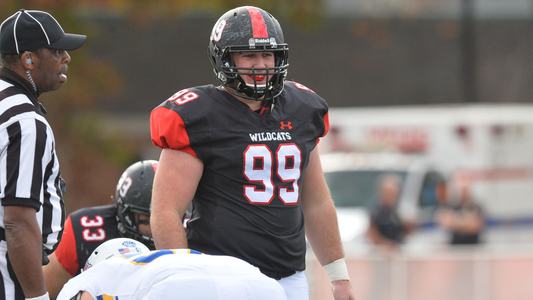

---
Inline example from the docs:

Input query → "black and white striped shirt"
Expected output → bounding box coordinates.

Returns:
[0,67,65,253]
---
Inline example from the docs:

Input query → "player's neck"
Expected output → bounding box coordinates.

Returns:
[223,87,264,111]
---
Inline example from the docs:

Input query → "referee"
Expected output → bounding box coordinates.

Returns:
[0,9,85,300]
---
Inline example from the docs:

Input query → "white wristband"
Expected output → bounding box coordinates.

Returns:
[324,258,350,282]
[25,292,50,300]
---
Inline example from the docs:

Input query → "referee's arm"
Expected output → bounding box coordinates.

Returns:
[4,205,47,298]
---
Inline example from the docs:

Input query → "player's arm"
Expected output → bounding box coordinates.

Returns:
[43,216,77,298]
[151,148,203,249]
[4,205,48,298]
[301,148,355,300]
[43,252,72,298]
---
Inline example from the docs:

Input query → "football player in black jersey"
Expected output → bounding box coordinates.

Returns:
[150,6,355,300]
[43,161,159,298]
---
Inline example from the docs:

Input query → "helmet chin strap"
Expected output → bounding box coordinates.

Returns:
[246,82,267,89]
[235,75,268,100]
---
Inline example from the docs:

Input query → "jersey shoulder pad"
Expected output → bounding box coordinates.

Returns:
[282,81,328,114]
[284,81,327,108]
[282,81,330,138]
[69,204,117,221]
[155,85,219,112]
[285,80,317,94]
[69,205,118,239]
[150,85,230,153]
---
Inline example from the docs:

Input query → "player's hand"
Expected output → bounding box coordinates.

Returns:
[332,280,356,300]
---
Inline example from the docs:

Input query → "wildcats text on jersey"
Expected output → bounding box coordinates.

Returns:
[249,132,292,142]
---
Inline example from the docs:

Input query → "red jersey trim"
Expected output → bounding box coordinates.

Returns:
[247,7,268,38]
[322,112,330,137]
[54,216,79,276]
[315,111,330,147]
[150,107,199,158]
[150,161,158,173]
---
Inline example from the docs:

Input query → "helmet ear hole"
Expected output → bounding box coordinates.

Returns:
[115,160,158,249]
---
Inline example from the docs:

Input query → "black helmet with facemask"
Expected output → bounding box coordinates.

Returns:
[208,6,289,101]
[115,160,157,250]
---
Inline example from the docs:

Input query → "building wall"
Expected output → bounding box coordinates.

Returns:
[85,14,532,114]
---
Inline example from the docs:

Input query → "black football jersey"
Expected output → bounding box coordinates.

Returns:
[55,205,121,276]
[151,81,329,274]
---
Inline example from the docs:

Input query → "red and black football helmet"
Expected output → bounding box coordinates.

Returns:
[208,6,289,101]
[115,160,158,250]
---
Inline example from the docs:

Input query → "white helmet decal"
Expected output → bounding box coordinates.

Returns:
[83,237,149,271]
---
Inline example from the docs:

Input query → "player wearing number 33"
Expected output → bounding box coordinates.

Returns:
[43,161,159,298]
[150,6,355,300]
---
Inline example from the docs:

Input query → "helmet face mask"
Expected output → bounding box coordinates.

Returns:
[115,160,158,250]
[208,6,289,101]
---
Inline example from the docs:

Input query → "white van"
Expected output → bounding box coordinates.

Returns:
[320,104,533,247]
[321,151,448,250]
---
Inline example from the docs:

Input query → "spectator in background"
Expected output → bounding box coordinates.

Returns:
[366,173,411,254]
[435,176,485,245]
[366,173,413,300]
[434,175,449,208]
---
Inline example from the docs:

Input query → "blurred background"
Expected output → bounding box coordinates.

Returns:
[1,0,532,299]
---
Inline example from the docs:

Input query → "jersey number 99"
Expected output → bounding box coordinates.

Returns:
[243,144,301,205]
